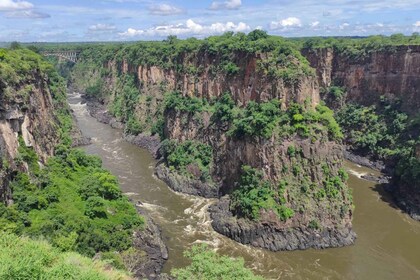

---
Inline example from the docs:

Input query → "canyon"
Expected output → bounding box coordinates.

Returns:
[1,35,420,279]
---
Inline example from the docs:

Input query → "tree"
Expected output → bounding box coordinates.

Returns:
[10,41,21,50]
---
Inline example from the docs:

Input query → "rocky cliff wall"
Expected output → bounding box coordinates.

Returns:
[113,50,319,108]
[1,65,63,205]
[303,46,420,114]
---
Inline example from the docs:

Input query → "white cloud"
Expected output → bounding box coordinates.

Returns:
[119,19,250,38]
[149,4,183,16]
[414,21,420,27]
[88,23,116,32]
[0,0,33,11]
[310,21,320,27]
[339,22,350,30]
[5,9,49,18]
[210,0,241,10]
[270,17,302,29]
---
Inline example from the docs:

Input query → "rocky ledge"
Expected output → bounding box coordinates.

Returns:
[388,187,420,221]
[133,206,169,280]
[209,196,356,251]
[155,163,219,198]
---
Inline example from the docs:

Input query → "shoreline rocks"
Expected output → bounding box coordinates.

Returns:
[133,206,169,280]
[155,163,219,198]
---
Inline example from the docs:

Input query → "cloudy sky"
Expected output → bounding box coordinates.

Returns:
[0,0,420,42]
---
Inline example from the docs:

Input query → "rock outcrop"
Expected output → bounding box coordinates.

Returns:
[210,196,355,251]
[0,68,62,205]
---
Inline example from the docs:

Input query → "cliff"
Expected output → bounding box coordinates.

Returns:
[303,46,420,114]
[302,45,420,220]
[72,37,355,251]
[0,49,65,205]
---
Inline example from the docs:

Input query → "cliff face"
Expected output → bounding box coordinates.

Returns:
[117,50,319,108]
[303,46,420,114]
[1,56,63,205]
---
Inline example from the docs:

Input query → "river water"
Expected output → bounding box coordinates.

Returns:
[68,92,420,280]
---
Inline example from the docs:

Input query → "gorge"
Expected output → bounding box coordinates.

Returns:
[1,33,420,279]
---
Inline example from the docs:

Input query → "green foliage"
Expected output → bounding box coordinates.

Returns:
[164,91,209,113]
[231,166,294,221]
[222,61,240,75]
[211,93,236,123]
[161,140,213,182]
[0,233,130,280]
[229,100,282,138]
[109,74,139,122]
[336,99,409,158]
[125,117,144,135]
[171,244,264,280]
[151,116,165,139]
[1,148,144,258]
[85,79,104,98]
[302,33,420,59]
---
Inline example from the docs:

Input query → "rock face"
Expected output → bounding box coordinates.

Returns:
[133,206,169,280]
[303,46,420,114]
[117,51,319,108]
[210,196,356,251]
[0,70,62,205]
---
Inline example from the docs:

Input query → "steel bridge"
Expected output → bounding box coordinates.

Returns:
[41,51,80,63]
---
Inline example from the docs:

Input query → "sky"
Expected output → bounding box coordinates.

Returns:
[0,0,420,42]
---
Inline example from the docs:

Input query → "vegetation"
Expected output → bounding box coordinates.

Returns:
[161,140,213,182]
[1,146,144,257]
[0,233,130,280]
[171,244,264,280]
[336,97,410,158]
[335,94,420,190]
[231,166,294,221]
[301,33,420,59]
[0,47,145,275]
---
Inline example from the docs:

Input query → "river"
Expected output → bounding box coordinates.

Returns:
[68,92,420,280]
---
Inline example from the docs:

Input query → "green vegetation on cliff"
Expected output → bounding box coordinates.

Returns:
[0,233,130,280]
[161,139,213,182]
[231,166,294,221]
[301,33,420,59]
[335,94,420,191]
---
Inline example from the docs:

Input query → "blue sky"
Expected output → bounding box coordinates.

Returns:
[0,0,420,42]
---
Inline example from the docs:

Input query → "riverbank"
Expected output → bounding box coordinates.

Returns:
[70,95,170,279]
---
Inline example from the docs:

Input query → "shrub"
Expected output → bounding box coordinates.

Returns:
[231,166,294,221]
[161,139,213,181]
[171,244,264,280]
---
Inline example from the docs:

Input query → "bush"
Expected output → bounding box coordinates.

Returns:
[231,166,294,221]
[161,140,213,181]
[171,244,264,280]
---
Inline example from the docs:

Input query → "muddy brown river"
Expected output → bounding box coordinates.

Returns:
[69,92,420,280]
